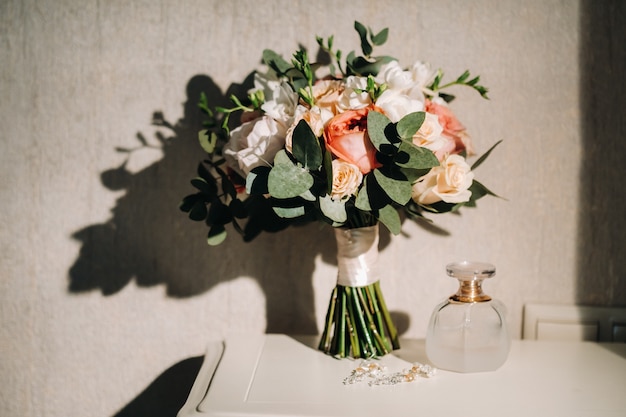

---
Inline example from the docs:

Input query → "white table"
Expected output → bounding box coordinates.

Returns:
[178,334,626,417]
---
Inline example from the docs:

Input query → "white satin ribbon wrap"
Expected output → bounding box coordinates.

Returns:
[335,225,379,287]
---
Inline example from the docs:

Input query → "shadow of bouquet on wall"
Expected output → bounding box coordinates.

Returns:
[68,73,410,335]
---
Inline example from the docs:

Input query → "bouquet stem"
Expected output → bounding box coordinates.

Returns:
[318,281,399,358]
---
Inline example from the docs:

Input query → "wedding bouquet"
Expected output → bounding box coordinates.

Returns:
[181,22,499,357]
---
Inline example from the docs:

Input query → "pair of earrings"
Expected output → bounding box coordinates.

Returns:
[343,359,436,386]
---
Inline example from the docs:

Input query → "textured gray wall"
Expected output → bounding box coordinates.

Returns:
[1,0,624,416]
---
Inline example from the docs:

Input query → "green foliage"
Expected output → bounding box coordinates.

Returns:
[268,150,314,199]
[429,69,490,102]
[291,120,323,170]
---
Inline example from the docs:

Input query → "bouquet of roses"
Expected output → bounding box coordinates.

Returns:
[181,22,499,357]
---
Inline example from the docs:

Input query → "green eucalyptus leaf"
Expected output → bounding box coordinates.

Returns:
[439,93,455,103]
[457,70,470,83]
[289,76,308,93]
[396,112,426,139]
[300,189,316,202]
[262,49,292,75]
[347,55,395,76]
[377,204,401,235]
[371,27,389,46]
[355,176,372,211]
[354,21,372,56]
[367,111,393,151]
[292,119,322,170]
[268,150,314,199]
[198,129,217,154]
[469,180,500,200]
[323,145,334,195]
[373,169,412,205]
[207,224,227,246]
[396,140,439,169]
[273,206,306,219]
[355,172,391,211]
[320,195,348,224]
[400,167,431,183]
[471,140,502,170]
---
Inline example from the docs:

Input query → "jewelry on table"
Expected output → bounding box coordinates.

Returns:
[343,360,436,386]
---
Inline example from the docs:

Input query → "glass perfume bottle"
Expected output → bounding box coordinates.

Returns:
[426,261,510,372]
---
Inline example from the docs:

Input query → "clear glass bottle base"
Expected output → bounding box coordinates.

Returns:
[425,262,510,373]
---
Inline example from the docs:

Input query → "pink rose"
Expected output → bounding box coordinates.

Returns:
[425,99,474,156]
[323,108,380,174]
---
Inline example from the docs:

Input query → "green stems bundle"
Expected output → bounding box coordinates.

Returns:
[318,281,399,358]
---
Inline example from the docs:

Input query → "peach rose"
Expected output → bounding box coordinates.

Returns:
[323,108,380,174]
[425,99,475,156]
[312,79,344,116]
[331,159,363,200]
[411,154,474,205]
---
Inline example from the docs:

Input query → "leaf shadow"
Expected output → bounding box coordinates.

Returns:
[68,72,404,336]
[68,73,329,334]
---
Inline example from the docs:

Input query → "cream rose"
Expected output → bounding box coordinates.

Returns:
[412,111,454,161]
[312,79,344,116]
[411,154,474,205]
[331,159,363,200]
[284,105,333,153]
[223,115,286,177]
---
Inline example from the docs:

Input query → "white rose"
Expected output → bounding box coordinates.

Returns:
[223,116,287,177]
[374,90,424,123]
[331,159,363,200]
[411,154,474,205]
[375,60,414,92]
[251,70,281,97]
[376,60,435,102]
[261,80,299,126]
[407,61,436,98]
[337,76,371,111]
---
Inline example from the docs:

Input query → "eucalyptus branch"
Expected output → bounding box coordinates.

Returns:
[316,35,346,77]
[215,94,256,133]
[356,75,387,102]
[430,69,489,99]
[292,49,316,106]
